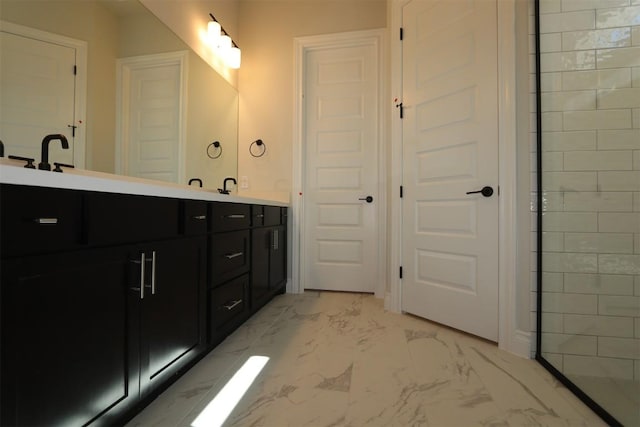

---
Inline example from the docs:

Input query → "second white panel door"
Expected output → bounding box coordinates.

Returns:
[401,0,500,341]
[303,42,379,293]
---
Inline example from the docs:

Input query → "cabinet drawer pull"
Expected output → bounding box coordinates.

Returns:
[222,299,242,311]
[192,215,207,220]
[255,214,264,218]
[226,214,246,219]
[225,252,243,260]
[33,218,58,224]
[272,229,279,250]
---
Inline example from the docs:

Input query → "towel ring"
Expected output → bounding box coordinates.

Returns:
[249,139,266,158]
[207,141,222,159]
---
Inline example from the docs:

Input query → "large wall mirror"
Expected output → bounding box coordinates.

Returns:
[0,0,238,190]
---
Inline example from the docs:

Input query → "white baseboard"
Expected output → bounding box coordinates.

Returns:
[510,329,533,359]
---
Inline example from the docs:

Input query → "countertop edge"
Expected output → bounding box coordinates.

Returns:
[0,165,289,207]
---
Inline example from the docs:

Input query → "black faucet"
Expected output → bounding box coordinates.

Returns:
[0,140,4,158]
[223,177,237,193]
[189,178,203,187]
[39,134,69,171]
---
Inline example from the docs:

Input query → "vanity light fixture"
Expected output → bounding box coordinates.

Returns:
[208,13,241,69]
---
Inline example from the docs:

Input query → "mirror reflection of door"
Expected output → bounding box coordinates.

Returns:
[0,30,77,165]
[116,52,186,184]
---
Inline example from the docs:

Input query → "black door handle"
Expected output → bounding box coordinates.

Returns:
[359,196,374,203]
[466,186,494,197]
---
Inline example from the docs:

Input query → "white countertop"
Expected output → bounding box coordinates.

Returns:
[0,159,289,207]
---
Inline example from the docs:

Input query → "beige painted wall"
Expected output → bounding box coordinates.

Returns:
[236,0,387,196]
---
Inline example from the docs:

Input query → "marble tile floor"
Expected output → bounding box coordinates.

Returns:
[126,291,606,427]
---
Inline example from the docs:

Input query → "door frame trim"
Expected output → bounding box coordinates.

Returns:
[388,0,529,357]
[0,21,87,169]
[115,51,188,184]
[292,29,387,297]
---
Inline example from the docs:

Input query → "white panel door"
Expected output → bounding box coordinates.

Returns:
[0,31,75,163]
[303,43,379,293]
[402,0,499,341]
[126,63,181,183]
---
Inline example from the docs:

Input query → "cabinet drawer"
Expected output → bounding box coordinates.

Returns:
[86,192,179,245]
[264,206,283,226]
[0,184,83,256]
[182,200,208,235]
[210,202,250,232]
[210,230,250,285]
[210,274,248,332]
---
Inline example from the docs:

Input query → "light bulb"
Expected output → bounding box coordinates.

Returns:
[218,34,232,51]
[227,47,241,69]
[207,21,221,47]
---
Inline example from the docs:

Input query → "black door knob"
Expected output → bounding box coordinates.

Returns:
[358,196,374,203]
[466,186,494,197]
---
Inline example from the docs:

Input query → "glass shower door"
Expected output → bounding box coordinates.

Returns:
[536,1,639,426]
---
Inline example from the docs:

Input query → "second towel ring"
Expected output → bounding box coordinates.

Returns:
[249,139,266,158]
[207,141,222,159]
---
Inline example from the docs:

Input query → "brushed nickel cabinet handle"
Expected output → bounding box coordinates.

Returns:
[223,299,242,311]
[192,215,207,220]
[226,214,246,219]
[225,252,243,260]
[34,218,58,224]
[151,251,156,295]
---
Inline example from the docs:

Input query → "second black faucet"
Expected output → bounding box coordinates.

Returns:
[39,134,69,171]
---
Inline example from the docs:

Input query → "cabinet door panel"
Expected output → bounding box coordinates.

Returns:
[251,227,271,307]
[270,226,286,289]
[1,248,138,426]
[139,237,205,395]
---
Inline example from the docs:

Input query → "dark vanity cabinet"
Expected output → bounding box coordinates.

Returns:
[0,184,286,426]
[0,186,207,425]
[251,206,287,310]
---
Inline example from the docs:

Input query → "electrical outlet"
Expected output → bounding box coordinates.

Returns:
[240,175,249,189]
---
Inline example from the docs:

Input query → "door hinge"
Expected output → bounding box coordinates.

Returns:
[400,27,404,41]
[400,185,403,198]
[399,266,403,279]
[73,65,77,75]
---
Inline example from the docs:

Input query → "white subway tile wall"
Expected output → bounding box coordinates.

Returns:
[534,1,640,423]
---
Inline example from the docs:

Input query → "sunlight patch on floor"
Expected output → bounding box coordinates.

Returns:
[191,355,269,427]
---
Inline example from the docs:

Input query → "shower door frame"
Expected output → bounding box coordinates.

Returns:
[534,1,631,425]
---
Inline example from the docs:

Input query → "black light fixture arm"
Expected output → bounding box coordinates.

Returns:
[209,13,239,48]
